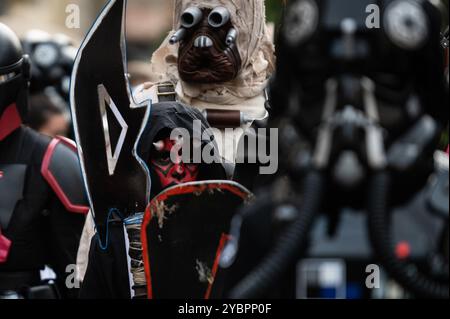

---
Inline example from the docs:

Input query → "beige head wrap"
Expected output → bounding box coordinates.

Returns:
[148,0,275,106]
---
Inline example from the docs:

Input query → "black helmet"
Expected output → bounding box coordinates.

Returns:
[0,23,31,130]
[21,30,78,104]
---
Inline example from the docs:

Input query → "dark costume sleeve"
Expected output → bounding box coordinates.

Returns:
[45,196,87,298]
[79,223,132,299]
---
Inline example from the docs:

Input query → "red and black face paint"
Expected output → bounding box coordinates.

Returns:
[171,6,242,84]
[150,137,199,189]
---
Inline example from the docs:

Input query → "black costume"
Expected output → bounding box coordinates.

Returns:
[79,102,226,299]
[0,23,88,299]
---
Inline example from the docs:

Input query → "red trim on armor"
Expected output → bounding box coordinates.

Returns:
[41,137,89,214]
[56,135,77,150]
[0,229,12,264]
[142,204,154,299]
[204,233,231,299]
[150,183,249,203]
[0,104,21,141]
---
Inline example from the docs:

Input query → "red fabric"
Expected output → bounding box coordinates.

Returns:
[0,104,22,141]
[0,229,12,264]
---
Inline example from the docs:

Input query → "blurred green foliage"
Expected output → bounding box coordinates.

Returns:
[266,0,284,23]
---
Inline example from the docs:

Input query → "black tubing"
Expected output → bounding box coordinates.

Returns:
[229,171,325,299]
[368,172,449,299]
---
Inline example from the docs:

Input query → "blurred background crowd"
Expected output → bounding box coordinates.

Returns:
[0,0,447,143]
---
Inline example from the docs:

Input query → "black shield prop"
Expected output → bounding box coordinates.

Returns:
[141,181,253,299]
[70,0,151,240]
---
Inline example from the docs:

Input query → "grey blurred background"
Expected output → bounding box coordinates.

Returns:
[0,0,285,61]
[0,0,447,140]
[0,0,446,61]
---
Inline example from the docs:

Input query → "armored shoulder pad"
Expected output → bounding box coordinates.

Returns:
[41,136,89,214]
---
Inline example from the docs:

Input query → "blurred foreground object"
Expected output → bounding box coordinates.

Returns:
[225,0,449,299]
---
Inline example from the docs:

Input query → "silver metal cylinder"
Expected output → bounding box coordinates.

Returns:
[180,6,203,28]
[208,6,231,28]
[169,28,187,45]
[226,28,238,46]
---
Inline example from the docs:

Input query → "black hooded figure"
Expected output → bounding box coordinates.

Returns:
[80,102,227,299]
[139,101,228,198]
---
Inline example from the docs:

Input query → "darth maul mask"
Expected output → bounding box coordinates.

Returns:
[173,6,242,84]
[150,137,199,189]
